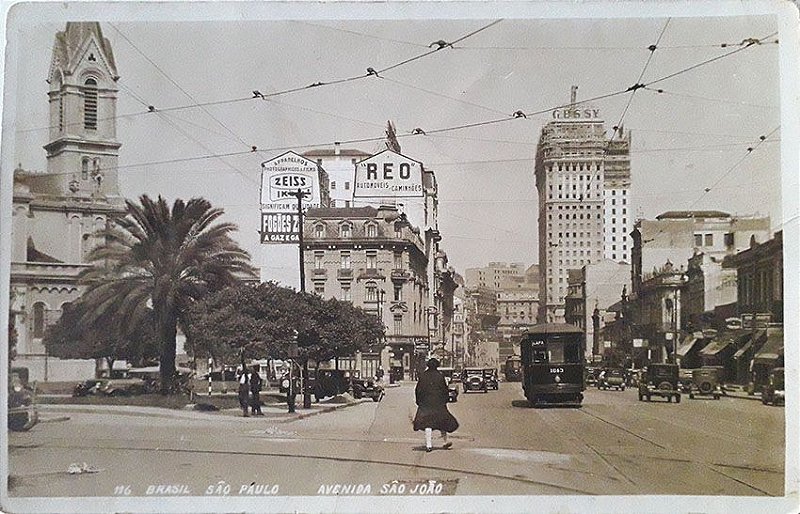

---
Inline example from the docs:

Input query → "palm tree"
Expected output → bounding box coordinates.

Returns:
[79,195,257,393]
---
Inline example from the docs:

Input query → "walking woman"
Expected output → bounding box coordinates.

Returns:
[413,358,459,452]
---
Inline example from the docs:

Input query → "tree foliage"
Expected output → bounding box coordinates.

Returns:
[184,282,385,364]
[77,195,256,392]
[43,300,160,369]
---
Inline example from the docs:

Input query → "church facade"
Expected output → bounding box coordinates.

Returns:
[10,23,126,381]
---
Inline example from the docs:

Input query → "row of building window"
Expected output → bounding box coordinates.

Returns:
[330,181,351,190]
[315,223,392,239]
[313,250,403,270]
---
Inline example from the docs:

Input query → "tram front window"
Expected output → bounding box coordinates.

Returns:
[548,342,582,364]
[532,350,547,363]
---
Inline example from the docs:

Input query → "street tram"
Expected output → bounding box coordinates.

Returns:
[520,323,585,407]
[504,355,523,382]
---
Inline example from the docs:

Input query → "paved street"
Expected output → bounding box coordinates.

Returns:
[8,382,784,498]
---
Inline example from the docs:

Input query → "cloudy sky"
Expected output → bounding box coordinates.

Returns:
[4,2,789,287]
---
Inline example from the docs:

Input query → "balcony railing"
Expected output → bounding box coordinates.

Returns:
[312,268,327,277]
[337,268,353,280]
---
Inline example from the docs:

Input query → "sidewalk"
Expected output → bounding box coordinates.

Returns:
[38,396,373,423]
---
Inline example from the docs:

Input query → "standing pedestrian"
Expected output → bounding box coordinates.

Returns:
[237,367,250,417]
[412,358,459,452]
[250,365,263,416]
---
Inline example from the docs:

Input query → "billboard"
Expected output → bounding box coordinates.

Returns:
[353,149,423,198]
[260,151,324,244]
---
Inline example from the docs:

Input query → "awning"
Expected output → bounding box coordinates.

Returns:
[699,338,734,356]
[733,339,753,360]
[676,337,703,357]
[733,330,763,360]
[753,330,783,365]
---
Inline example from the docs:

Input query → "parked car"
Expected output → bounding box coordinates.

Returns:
[462,367,488,393]
[99,377,148,396]
[73,378,106,397]
[8,367,39,432]
[688,367,723,400]
[483,368,499,390]
[351,376,385,402]
[438,367,459,402]
[598,368,626,391]
[761,367,784,406]
[638,363,681,403]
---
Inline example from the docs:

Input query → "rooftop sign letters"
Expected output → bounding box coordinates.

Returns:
[260,152,322,212]
[552,108,600,119]
[353,149,424,198]
[260,151,323,244]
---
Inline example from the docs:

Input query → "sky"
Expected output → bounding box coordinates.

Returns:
[4,2,787,288]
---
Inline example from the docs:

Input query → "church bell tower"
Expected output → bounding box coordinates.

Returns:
[44,22,121,199]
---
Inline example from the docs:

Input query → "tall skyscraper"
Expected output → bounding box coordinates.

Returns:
[535,87,631,323]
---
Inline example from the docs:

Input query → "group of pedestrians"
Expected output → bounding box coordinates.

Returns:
[237,365,263,417]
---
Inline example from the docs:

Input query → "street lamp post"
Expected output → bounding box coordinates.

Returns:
[286,188,312,409]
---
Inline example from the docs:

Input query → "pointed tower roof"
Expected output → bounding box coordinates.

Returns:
[50,22,118,82]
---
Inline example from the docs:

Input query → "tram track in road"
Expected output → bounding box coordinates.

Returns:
[28,441,595,495]
[574,404,780,495]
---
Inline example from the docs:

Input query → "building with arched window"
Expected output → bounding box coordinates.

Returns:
[302,205,434,378]
[10,23,126,381]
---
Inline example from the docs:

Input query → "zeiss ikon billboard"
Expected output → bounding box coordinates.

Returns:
[260,151,323,244]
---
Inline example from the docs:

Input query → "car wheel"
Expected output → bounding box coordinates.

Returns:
[667,395,671,403]
[689,392,694,399]
[646,395,651,402]
[762,396,768,405]
[657,381,672,391]
[675,394,681,404]
[713,394,720,400]
[699,381,713,395]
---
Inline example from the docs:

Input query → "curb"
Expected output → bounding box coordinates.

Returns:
[280,398,372,423]
[39,415,71,423]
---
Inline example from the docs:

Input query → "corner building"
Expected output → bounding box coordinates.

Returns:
[535,91,631,323]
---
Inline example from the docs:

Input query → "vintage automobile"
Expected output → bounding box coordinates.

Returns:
[99,377,149,396]
[483,368,499,390]
[351,376,385,402]
[438,367,459,402]
[9,367,39,432]
[73,378,106,397]
[638,363,681,403]
[462,367,488,393]
[598,368,626,391]
[761,367,784,406]
[688,367,723,400]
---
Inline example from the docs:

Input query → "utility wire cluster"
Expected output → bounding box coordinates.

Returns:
[17,22,778,183]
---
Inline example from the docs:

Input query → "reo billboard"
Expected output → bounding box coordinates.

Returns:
[260,151,324,244]
[353,149,423,198]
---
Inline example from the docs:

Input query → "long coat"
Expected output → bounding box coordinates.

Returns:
[412,369,459,433]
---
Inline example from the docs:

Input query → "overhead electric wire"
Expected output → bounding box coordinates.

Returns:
[23,28,775,178]
[109,23,254,150]
[642,86,778,110]
[290,20,428,48]
[647,31,777,87]
[16,19,503,135]
[381,76,510,117]
[686,126,780,210]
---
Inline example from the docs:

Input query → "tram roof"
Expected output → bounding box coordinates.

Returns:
[524,323,583,335]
